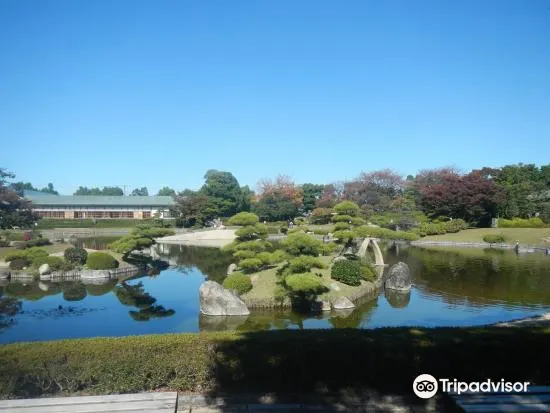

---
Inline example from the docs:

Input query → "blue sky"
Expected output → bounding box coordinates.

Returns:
[1,0,549,195]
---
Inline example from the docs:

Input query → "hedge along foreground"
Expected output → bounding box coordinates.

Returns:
[1,328,550,399]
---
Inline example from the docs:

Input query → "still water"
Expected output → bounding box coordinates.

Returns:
[1,243,549,343]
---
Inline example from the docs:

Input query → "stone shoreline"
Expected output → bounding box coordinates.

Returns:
[494,312,550,327]
[411,239,550,253]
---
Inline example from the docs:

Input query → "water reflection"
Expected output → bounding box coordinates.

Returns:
[0,245,549,342]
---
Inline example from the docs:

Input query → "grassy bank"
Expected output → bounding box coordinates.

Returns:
[422,228,550,246]
[1,327,549,399]
[0,243,73,261]
[241,255,375,307]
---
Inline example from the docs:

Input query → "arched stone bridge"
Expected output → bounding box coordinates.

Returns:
[357,237,385,267]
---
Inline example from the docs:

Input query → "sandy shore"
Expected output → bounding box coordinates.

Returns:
[155,229,236,248]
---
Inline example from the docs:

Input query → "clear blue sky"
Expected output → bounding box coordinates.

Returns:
[1,0,549,195]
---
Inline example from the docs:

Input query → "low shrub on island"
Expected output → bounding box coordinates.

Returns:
[222,272,253,295]
[64,247,88,265]
[86,252,119,270]
[483,234,507,244]
[331,260,362,286]
[109,226,175,255]
[498,217,546,228]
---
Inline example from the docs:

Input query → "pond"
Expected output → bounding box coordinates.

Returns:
[1,243,550,343]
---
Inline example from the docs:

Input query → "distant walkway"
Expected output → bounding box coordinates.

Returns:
[156,229,236,248]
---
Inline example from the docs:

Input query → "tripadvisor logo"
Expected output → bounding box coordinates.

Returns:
[413,374,530,399]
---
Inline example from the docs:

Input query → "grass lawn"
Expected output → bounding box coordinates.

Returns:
[242,255,375,303]
[422,228,550,245]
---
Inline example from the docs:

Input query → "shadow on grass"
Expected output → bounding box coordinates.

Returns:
[199,327,550,410]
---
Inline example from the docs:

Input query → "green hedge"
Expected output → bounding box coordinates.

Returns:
[36,219,176,229]
[499,217,547,228]
[354,226,419,241]
[64,247,88,265]
[2,328,548,398]
[86,252,119,270]
[284,273,326,293]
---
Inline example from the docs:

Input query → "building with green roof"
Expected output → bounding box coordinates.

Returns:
[25,193,175,220]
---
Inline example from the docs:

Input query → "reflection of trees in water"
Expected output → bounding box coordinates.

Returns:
[157,245,233,283]
[84,279,117,296]
[0,289,22,329]
[115,281,176,321]
[5,282,62,301]
[130,306,175,321]
[387,247,550,307]
[62,282,87,301]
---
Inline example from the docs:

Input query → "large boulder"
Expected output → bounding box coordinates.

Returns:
[311,300,331,312]
[385,262,412,291]
[332,296,355,310]
[199,281,250,316]
[39,263,51,275]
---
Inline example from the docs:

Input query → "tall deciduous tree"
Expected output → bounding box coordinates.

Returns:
[0,168,39,229]
[131,187,149,196]
[253,192,299,221]
[200,170,247,217]
[301,183,325,212]
[157,187,176,197]
[172,191,214,228]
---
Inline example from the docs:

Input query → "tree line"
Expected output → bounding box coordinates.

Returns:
[1,163,549,229]
[172,164,550,228]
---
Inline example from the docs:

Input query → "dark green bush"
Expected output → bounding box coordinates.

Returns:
[9,258,30,270]
[285,273,326,294]
[239,258,263,273]
[86,252,119,270]
[227,212,260,226]
[331,260,362,286]
[256,252,275,265]
[22,238,51,248]
[288,256,327,273]
[280,227,288,234]
[64,247,88,265]
[222,273,252,295]
[483,234,506,244]
[0,240,9,247]
[354,226,419,241]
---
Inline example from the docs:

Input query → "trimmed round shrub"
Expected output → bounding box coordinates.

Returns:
[331,260,362,286]
[64,247,88,265]
[86,252,119,270]
[285,273,326,294]
[223,273,252,295]
[9,258,30,270]
[350,217,367,226]
[239,258,263,273]
[227,212,260,226]
[310,208,333,224]
[288,256,327,273]
[233,250,256,261]
[483,234,506,244]
[334,222,350,231]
